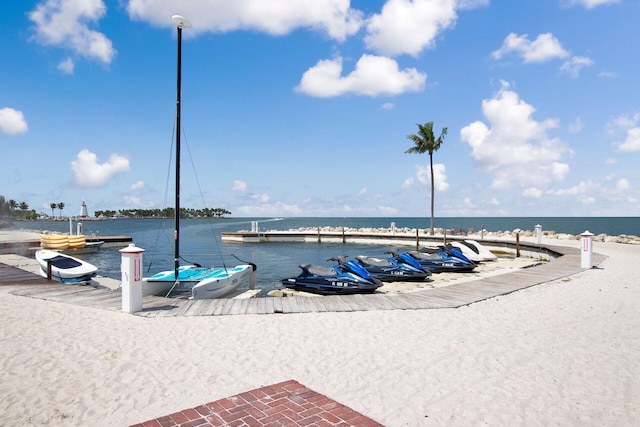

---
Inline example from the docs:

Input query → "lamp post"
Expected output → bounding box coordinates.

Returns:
[171,15,192,284]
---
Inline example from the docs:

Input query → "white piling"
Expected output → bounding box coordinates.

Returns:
[580,231,594,269]
[535,224,542,244]
[76,222,83,236]
[120,243,145,313]
[391,222,396,236]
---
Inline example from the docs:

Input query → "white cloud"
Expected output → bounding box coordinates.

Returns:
[579,196,596,205]
[70,149,130,188]
[619,127,640,152]
[29,0,116,65]
[523,187,542,198]
[232,180,248,191]
[364,0,458,57]
[415,164,449,191]
[378,206,399,215]
[357,187,367,196]
[456,0,490,9]
[563,0,620,10]
[492,33,569,63]
[252,193,270,203]
[402,177,414,189]
[236,202,302,216]
[460,82,570,191]
[462,197,476,208]
[608,113,640,152]
[123,195,142,206]
[57,57,75,74]
[548,180,596,196]
[130,180,144,190]
[616,178,630,191]
[0,107,28,135]
[381,102,395,110]
[609,113,640,129]
[608,113,640,132]
[296,54,426,97]
[598,71,618,79]
[560,56,594,78]
[568,117,583,134]
[127,0,363,41]
[547,181,604,207]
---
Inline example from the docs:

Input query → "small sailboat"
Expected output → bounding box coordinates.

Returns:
[35,249,98,284]
[143,15,256,300]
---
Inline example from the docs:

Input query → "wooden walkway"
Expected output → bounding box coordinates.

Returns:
[0,244,606,317]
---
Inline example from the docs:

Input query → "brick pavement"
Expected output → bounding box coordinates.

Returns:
[131,380,384,426]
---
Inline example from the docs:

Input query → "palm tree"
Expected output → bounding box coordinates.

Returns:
[8,199,17,212]
[50,203,57,217]
[58,202,65,218]
[19,202,29,211]
[406,121,447,235]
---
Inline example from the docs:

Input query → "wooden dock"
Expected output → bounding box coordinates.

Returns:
[0,244,606,317]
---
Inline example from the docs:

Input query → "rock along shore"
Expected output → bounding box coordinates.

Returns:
[242,225,640,245]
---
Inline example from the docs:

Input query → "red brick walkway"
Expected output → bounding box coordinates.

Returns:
[131,380,384,426]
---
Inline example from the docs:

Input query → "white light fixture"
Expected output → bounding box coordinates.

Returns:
[171,15,192,29]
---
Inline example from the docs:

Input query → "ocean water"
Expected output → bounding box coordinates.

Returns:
[11,216,639,295]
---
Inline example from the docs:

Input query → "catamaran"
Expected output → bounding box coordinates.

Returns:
[143,15,256,300]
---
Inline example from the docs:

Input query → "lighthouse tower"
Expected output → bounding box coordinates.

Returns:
[79,201,88,218]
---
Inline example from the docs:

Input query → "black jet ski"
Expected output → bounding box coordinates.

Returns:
[391,245,477,273]
[348,253,431,282]
[281,257,383,295]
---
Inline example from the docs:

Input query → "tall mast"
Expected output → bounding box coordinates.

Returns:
[171,15,192,282]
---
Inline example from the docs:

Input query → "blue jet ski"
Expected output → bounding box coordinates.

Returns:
[348,253,431,282]
[281,257,383,295]
[391,245,477,273]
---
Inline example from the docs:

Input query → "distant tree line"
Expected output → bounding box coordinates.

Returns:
[0,195,38,220]
[94,207,232,218]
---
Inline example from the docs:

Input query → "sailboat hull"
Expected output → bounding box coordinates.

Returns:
[143,264,256,299]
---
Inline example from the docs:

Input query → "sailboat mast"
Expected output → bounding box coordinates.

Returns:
[174,23,182,282]
[172,15,192,282]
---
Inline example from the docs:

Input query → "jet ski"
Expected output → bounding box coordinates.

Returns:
[450,239,497,262]
[391,245,477,273]
[281,257,383,295]
[349,253,431,282]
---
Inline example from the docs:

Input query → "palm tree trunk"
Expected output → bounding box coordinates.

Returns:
[429,153,435,235]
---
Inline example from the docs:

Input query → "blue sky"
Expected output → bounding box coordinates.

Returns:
[1,0,639,218]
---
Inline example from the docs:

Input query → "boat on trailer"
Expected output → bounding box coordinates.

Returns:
[142,15,256,300]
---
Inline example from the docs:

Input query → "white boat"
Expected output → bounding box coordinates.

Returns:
[85,240,105,248]
[143,264,256,299]
[450,239,497,262]
[35,249,98,284]
[142,15,256,300]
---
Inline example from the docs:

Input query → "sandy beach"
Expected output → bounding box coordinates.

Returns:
[0,234,639,426]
